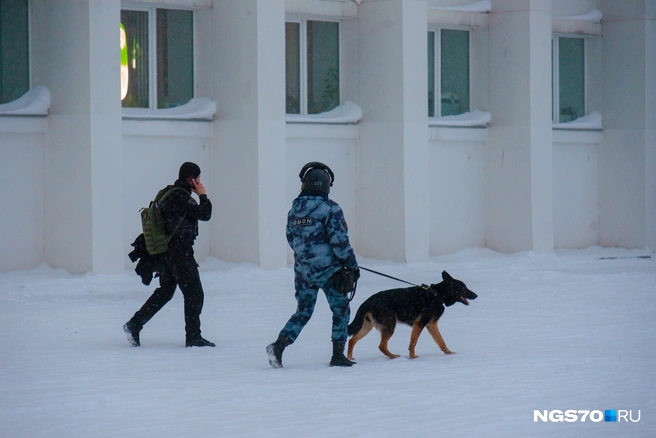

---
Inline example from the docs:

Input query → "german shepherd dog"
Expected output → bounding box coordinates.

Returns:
[347,271,477,360]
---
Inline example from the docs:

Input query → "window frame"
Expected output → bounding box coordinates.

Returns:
[120,5,196,110]
[427,27,472,119]
[285,18,342,116]
[552,34,587,123]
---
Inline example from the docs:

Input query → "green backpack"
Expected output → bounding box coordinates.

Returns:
[140,187,186,255]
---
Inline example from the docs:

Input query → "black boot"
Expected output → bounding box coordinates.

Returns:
[330,342,356,367]
[266,335,291,369]
[123,320,142,347]
[186,335,215,347]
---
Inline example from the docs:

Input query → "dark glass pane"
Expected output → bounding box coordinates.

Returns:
[428,31,435,117]
[285,22,300,114]
[157,9,193,109]
[121,10,149,108]
[559,37,585,122]
[441,29,469,116]
[0,0,29,104]
[307,21,339,114]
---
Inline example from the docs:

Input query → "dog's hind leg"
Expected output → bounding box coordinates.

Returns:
[347,313,374,360]
[408,322,426,359]
[378,327,400,359]
[426,321,454,355]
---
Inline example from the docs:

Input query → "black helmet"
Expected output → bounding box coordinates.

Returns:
[299,162,334,194]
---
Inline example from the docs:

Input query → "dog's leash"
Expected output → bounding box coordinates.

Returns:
[359,266,431,291]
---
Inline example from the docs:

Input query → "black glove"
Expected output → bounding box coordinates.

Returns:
[330,267,360,294]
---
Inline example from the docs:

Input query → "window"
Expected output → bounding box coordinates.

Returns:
[0,0,29,104]
[121,8,194,109]
[286,20,340,115]
[552,36,585,123]
[428,29,470,118]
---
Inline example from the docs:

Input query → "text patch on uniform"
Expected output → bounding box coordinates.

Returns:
[291,218,314,227]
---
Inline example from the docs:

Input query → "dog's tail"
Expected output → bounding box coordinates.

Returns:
[347,305,368,336]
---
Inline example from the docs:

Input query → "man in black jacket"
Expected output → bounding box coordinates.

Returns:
[124,162,214,347]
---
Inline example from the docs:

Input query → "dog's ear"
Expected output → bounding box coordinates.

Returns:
[442,270,454,281]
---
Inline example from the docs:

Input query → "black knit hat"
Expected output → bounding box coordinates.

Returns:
[179,162,201,180]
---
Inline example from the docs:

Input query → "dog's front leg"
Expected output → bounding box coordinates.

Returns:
[426,321,455,354]
[408,323,425,359]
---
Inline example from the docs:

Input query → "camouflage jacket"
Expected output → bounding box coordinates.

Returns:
[286,191,357,290]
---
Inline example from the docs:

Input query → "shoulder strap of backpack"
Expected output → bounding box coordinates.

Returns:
[155,186,185,204]
[157,187,188,236]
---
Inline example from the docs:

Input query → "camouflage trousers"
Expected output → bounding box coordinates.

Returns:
[278,283,351,345]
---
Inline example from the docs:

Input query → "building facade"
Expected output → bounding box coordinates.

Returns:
[0,0,654,274]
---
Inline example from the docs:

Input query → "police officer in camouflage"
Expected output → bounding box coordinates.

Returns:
[267,162,359,368]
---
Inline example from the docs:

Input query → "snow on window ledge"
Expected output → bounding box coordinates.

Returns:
[553,9,603,23]
[122,97,216,121]
[0,85,51,116]
[553,111,602,130]
[428,0,491,13]
[286,101,362,125]
[429,110,491,128]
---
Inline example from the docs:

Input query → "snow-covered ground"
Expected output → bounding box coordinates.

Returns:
[1,247,654,437]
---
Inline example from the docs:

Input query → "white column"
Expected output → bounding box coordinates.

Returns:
[210,0,287,269]
[486,0,554,253]
[647,2,656,252]
[90,1,124,274]
[39,0,123,274]
[358,0,429,263]
[599,0,655,250]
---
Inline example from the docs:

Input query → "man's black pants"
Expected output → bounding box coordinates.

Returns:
[131,251,204,339]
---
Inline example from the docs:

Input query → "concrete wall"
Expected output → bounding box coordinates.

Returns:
[121,121,213,268]
[211,0,288,269]
[0,0,654,274]
[429,130,486,255]
[552,133,602,249]
[358,0,430,263]
[0,126,45,272]
[32,0,92,274]
[599,0,651,249]
[285,125,359,263]
[647,1,656,252]
[28,0,123,274]
[486,0,554,254]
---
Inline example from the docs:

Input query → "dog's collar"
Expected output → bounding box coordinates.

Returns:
[421,284,440,298]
